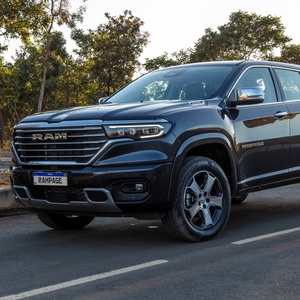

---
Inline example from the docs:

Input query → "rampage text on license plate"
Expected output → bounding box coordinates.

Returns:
[33,172,68,186]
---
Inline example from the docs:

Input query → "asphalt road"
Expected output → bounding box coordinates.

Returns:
[0,185,300,300]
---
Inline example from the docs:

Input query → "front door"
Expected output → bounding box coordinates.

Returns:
[229,67,290,190]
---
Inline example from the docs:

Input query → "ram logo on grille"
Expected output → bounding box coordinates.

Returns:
[32,133,68,141]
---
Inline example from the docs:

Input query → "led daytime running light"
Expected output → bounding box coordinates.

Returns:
[105,124,166,139]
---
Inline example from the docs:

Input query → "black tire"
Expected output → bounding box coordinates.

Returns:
[36,212,94,230]
[162,156,231,242]
[232,194,248,204]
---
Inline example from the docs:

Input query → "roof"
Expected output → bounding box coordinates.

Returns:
[157,60,300,71]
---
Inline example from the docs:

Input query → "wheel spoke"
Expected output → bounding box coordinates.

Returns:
[204,172,223,209]
[210,195,223,208]
[200,206,213,226]
[203,173,216,194]
[188,202,201,220]
[188,176,202,197]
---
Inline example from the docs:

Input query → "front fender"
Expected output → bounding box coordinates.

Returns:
[166,132,237,205]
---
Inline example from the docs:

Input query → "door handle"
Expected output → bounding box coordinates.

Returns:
[273,111,288,119]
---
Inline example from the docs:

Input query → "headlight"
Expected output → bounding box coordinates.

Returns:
[104,123,172,139]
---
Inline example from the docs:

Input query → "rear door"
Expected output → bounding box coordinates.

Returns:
[274,67,300,179]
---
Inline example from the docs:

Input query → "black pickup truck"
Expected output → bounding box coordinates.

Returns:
[10,60,300,242]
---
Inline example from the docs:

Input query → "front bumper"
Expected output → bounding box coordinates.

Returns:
[11,162,172,219]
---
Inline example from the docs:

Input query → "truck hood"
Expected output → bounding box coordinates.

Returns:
[19,100,208,123]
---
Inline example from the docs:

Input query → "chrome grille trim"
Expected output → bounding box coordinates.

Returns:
[13,120,108,165]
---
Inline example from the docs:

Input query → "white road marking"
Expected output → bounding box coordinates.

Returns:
[0,260,168,300]
[232,227,300,245]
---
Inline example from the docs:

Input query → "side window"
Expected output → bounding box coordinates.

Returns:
[235,67,277,103]
[274,69,300,101]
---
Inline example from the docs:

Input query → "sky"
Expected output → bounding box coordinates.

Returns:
[74,0,300,62]
[3,0,300,63]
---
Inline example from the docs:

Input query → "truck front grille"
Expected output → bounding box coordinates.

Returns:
[13,123,107,164]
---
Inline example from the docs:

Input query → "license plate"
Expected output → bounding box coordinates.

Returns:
[33,172,68,186]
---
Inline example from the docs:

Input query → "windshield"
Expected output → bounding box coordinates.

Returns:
[108,65,233,104]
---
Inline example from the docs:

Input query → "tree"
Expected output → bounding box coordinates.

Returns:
[0,0,45,51]
[61,57,93,107]
[72,10,149,98]
[190,10,291,62]
[39,31,71,111]
[36,0,87,112]
[0,57,21,142]
[143,52,177,72]
[277,44,300,65]
[0,0,87,112]
[1,30,71,142]
[143,48,192,72]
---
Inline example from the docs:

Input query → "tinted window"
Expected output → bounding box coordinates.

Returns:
[275,69,300,101]
[109,66,233,103]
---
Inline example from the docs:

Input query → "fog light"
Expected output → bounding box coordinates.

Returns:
[135,183,144,191]
[121,182,147,193]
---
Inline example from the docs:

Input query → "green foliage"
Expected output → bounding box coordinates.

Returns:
[0,57,22,141]
[0,8,300,144]
[0,0,46,46]
[1,7,150,141]
[190,10,291,62]
[72,10,149,98]
[35,0,87,112]
[277,45,300,65]
[143,49,192,72]
[0,31,76,141]
[145,11,292,70]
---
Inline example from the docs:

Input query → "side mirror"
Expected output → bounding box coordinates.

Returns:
[99,97,108,104]
[228,87,264,107]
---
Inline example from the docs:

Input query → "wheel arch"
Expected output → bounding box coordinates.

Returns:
[167,133,237,205]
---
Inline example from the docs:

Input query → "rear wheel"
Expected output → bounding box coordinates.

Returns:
[36,212,94,230]
[162,156,231,242]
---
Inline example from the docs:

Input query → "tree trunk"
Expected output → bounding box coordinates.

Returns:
[37,34,51,113]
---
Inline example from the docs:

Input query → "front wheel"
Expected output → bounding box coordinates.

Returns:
[36,212,94,230]
[162,156,231,242]
[232,193,248,204]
